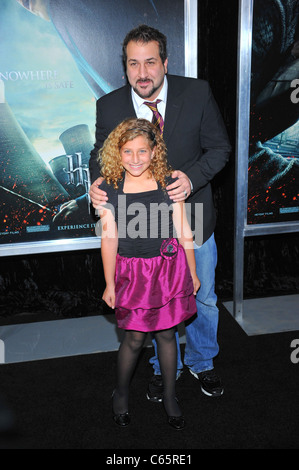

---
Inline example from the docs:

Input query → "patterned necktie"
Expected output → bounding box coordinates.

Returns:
[143,99,164,136]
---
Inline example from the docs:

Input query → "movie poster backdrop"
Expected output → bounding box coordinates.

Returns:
[0,0,185,253]
[248,0,299,225]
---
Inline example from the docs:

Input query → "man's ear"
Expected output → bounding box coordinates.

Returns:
[164,58,168,74]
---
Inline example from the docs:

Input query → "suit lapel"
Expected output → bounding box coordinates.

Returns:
[124,85,137,119]
[163,76,183,144]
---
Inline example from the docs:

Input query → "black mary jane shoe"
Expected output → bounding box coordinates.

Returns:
[112,390,131,427]
[113,411,131,427]
[167,415,186,430]
[163,398,186,430]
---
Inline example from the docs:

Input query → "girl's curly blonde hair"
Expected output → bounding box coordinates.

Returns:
[98,118,173,188]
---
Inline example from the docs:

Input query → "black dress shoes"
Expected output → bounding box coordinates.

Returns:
[163,398,186,430]
[113,411,131,427]
[146,375,163,402]
[167,415,186,430]
[112,389,131,427]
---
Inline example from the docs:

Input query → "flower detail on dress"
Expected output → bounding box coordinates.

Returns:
[160,238,179,259]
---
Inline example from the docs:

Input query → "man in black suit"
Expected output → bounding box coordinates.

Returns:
[89,25,231,398]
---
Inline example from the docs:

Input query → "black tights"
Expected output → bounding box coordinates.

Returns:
[113,327,181,417]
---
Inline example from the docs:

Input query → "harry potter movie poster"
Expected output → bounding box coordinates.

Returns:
[248,0,299,225]
[0,0,185,252]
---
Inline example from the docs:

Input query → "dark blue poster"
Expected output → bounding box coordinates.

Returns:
[0,0,185,252]
[248,0,299,224]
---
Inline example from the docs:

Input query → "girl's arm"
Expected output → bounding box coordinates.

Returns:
[172,202,201,295]
[98,206,118,309]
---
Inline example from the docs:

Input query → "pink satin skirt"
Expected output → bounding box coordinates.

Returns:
[114,240,197,332]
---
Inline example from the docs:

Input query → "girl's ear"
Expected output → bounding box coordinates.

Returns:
[151,146,157,159]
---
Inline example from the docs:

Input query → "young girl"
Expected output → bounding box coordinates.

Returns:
[98,118,200,430]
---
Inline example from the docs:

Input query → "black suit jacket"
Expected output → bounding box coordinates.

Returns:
[89,75,231,244]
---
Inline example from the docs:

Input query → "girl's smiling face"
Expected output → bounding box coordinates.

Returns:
[120,135,155,179]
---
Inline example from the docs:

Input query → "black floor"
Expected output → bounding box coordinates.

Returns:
[0,303,298,450]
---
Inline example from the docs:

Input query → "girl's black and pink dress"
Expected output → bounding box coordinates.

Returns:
[100,177,197,332]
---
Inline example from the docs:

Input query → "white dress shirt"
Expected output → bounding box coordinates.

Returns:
[131,76,168,120]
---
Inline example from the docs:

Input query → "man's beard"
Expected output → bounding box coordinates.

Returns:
[133,79,162,100]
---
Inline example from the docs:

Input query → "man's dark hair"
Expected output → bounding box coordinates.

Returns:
[122,24,168,67]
